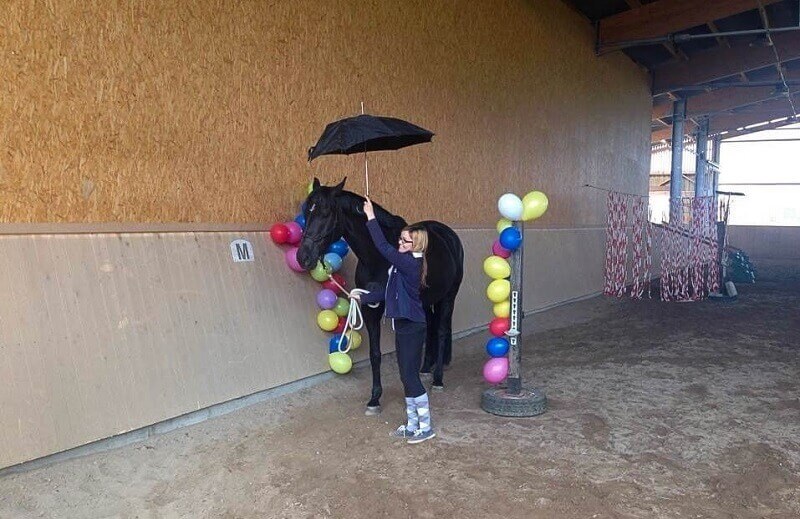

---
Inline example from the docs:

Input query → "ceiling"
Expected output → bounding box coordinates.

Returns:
[564,0,800,142]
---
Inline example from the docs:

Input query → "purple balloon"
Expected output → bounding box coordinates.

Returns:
[492,239,511,259]
[316,288,338,309]
[285,221,303,245]
[285,247,305,272]
[483,357,509,385]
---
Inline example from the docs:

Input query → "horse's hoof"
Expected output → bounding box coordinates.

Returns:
[365,405,382,416]
[431,384,444,392]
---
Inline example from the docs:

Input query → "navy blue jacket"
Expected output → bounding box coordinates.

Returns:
[359,219,426,323]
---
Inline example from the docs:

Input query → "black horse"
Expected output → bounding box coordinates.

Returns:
[297,178,464,414]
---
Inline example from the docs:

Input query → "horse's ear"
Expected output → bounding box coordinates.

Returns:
[332,177,346,196]
[312,177,321,191]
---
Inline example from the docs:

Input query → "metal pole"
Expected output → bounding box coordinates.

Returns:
[694,118,709,198]
[670,98,686,224]
[506,221,523,395]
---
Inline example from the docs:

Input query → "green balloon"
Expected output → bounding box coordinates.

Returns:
[329,352,352,374]
[317,310,338,331]
[333,297,350,317]
[310,261,329,282]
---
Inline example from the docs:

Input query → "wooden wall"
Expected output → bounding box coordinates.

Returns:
[1,0,650,225]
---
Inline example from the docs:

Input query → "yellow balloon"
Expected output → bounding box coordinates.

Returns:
[317,310,339,331]
[496,218,512,234]
[493,300,510,318]
[307,181,314,194]
[345,330,362,350]
[522,191,548,221]
[483,256,511,279]
[329,352,352,374]
[486,279,511,303]
[310,261,329,282]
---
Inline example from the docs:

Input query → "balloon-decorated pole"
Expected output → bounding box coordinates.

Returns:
[506,220,523,395]
[481,191,548,417]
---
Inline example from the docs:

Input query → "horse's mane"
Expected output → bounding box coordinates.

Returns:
[337,191,407,230]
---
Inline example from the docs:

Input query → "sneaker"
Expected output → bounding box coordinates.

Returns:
[390,425,416,439]
[407,428,436,444]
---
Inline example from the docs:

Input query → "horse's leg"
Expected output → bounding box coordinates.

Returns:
[432,294,457,389]
[420,305,437,374]
[363,304,384,415]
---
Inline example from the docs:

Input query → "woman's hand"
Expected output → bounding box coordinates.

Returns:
[363,198,376,221]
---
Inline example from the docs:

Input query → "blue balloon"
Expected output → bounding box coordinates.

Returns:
[486,337,510,358]
[323,252,343,272]
[499,227,522,251]
[327,239,349,258]
[294,213,306,229]
[329,334,349,353]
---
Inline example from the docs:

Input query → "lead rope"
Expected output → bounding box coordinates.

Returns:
[328,274,367,354]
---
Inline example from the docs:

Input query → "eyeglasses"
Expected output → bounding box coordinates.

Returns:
[399,237,413,245]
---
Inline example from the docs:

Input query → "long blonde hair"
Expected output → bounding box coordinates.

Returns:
[404,224,428,288]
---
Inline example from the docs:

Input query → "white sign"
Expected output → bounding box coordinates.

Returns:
[230,239,254,262]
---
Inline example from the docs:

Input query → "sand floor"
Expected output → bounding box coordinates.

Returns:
[1,270,799,518]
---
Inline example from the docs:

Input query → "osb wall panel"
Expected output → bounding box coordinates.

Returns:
[0,0,650,226]
[0,227,603,468]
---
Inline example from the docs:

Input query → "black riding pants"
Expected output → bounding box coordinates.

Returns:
[394,319,427,398]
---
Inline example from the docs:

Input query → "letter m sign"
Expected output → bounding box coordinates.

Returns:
[230,239,254,262]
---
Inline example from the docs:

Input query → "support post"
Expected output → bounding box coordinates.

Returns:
[670,98,686,224]
[694,118,709,198]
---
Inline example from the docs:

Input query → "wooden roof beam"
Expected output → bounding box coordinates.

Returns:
[652,30,800,94]
[652,120,698,143]
[598,0,781,47]
[708,96,799,133]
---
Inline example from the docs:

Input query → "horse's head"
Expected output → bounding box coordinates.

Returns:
[296,177,347,270]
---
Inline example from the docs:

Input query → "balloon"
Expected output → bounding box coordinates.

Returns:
[285,221,303,245]
[310,261,329,282]
[333,297,350,317]
[317,310,339,331]
[329,334,349,353]
[498,193,523,220]
[269,223,290,245]
[492,239,511,259]
[496,218,512,234]
[284,247,305,272]
[486,337,510,358]
[345,330,362,350]
[316,289,337,309]
[294,213,306,229]
[483,357,509,384]
[299,201,307,213]
[327,239,349,258]
[493,300,510,318]
[489,317,510,337]
[333,316,347,334]
[307,181,314,194]
[522,191,548,221]
[486,279,510,303]
[323,252,343,273]
[322,273,347,294]
[329,352,352,374]
[483,256,511,279]
[499,227,522,251]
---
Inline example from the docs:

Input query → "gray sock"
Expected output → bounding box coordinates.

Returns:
[413,393,431,432]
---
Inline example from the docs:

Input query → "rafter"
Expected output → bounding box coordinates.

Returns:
[652,30,800,94]
[652,70,800,121]
[708,96,799,133]
[598,0,781,47]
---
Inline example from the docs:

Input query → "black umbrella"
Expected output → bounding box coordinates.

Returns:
[307,111,434,195]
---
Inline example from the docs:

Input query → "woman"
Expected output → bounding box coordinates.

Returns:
[352,197,435,444]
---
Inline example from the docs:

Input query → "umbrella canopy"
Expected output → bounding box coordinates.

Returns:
[307,114,434,161]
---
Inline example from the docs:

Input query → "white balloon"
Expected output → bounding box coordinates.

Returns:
[497,193,523,221]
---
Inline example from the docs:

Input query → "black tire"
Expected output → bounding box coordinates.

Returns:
[481,387,547,417]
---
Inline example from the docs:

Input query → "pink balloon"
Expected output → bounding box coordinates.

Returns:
[285,221,303,245]
[284,247,305,272]
[483,357,509,385]
[492,239,511,259]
